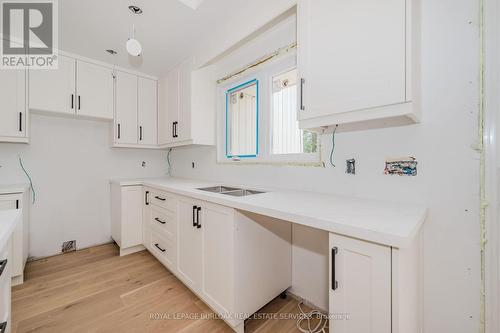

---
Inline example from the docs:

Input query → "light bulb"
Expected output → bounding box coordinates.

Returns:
[126,38,142,57]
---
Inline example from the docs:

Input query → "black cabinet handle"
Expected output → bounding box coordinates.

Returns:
[16,199,19,210]
[154,243,166,252]
[332,247,338,290]
[139,126,143,141]
[19,112,22,132]
[300,78,305,111]
[145,191,149,205]
[196,207,201,229]
[173,122,178,138]
[155,196,166,201]
[71,94,74,109]
[0,259,7,277]
[117,124,121,139]
[193,205,197,227]
[0,321,6,333]
[78,95,81,110]
[155,217,166,225]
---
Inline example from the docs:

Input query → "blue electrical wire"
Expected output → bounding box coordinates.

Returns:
[19,157,36,204]
[329,125,339,168]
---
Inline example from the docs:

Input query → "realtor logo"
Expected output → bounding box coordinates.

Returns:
[1,0,58,69]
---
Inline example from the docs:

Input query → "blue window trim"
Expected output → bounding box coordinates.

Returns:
[225,79,259,159]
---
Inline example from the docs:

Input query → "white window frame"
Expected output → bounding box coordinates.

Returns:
[216,53,322,166]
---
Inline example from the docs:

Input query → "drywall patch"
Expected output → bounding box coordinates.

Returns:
[384,157,417,176]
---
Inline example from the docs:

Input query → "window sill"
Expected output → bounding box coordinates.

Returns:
[216,159,325,168]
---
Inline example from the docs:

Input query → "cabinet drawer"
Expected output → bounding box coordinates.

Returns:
[149,190,177,212]
[150,231,174,268]
[150,205,175,238]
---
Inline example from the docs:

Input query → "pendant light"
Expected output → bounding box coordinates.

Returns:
[126,24,142,57]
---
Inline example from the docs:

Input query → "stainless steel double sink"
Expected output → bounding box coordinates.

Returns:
[197,186,265,197]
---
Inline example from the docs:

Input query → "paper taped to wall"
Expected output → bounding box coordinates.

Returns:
[384,157,417,176]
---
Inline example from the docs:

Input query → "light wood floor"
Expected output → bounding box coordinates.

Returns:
[11,243,323,333]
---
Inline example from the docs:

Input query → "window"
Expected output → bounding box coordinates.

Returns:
[271,69,318,155]
[219,54,320,165]
[226,80,259,158]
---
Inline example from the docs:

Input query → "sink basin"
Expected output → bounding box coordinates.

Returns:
[197,186,241,193]
[197,186,266,197]
[221,189,265,197]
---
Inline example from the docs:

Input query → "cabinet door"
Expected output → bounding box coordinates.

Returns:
[0,69,26,139]
[115,71,138,144]
[329,233,391,333]
[76,61,114,120]
[177,197,202,292]
[167,67,180,142]
[0,194,23,278]
[201,203,234,314]
[177,59,192,142]
[121,186,143,249]
[138,77,158,145]
[29,54,75,115]
[298,0,406,121]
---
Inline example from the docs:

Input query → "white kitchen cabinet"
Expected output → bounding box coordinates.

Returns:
[76,60,114,120]
[111,184,145,256]
[114,71,138,145]
[114,72,159,148]
[0,237,12,333]
[298,0,420,130]
[0,68,27,143]
[29,54,76,116]
[158,58,216,148]
[177,197,203,292]
[329,232,422,333]
[30,55,114,121]
[138,77,158,145]
[0,190,30,286]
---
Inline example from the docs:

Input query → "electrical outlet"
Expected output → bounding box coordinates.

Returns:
[192,162,195,168]
[62,240,76,254]
[142,161,146,167]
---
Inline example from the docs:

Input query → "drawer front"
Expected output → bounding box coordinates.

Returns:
[150,205,176,238]
[149,189,177,212]
[150,231,175,268]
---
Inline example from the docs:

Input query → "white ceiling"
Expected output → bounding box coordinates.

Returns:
[58,0,263,76]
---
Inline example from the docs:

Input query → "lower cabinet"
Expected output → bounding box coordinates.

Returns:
[329,232,421,333]
[144,188,292,332]
[110,184,144,256]
[0,190,30,286]
[0,235,12,333]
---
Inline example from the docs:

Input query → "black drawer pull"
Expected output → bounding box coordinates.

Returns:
[154,243,166,252]
[196,207,201,229]
[154,196,166,201]
[332,247,338,291]
[19,112,23,132]
[193,205,197,227]
[154,217,166,225]
[0,259,7,277]
[0,321,7,333]
[145,191,149,205]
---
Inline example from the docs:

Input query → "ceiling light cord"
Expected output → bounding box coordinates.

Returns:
[296,301,329,333]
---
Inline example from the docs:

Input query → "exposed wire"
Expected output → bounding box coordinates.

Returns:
[19,157,35,204]
[166,148,173,176]
[296,301,328,333]
[329,125,339,167]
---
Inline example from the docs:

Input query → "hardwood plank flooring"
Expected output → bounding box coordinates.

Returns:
[12,244,323,333]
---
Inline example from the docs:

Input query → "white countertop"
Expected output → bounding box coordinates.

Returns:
[112,177,427,248]
[0,210,20,250]
[0,183,29,195]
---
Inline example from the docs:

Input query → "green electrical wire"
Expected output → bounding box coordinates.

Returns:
[329,125,339,168]
[19,157,36,205]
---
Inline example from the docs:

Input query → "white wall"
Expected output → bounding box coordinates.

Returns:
[0,113,167,258]
[170,0,482,332]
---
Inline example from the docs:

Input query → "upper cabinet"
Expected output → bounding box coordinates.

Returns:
[29,54,76,116]
[158,58,216,148]
[0,69,28,143]
[113,71,159,148]
[76,61,114,120]
[297,0,420,130]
